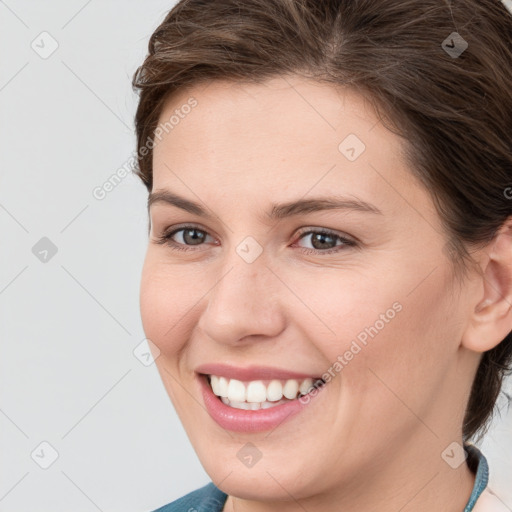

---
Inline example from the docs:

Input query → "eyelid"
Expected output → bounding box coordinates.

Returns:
[156,223,217,247]
[294,226,357,243]
[161,222,208,237]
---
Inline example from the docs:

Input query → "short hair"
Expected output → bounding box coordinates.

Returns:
[132,0,512,442]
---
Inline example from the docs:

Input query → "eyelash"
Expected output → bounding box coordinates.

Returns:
[154,224,357,255]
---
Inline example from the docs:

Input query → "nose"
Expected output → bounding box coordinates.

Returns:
[196,254,287,346]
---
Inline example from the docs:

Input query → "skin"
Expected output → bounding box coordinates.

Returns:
[139,75,512,512]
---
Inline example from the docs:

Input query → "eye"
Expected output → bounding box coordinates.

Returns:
[154,224,216,251]
[154,224,357,255]
[294,228,357,255]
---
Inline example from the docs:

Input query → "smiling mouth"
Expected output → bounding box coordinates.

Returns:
[204,374,326,410]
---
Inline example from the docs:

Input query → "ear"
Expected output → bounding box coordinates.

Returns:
[461,217,512,353]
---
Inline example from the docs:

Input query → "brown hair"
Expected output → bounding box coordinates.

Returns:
[132,0,512,442]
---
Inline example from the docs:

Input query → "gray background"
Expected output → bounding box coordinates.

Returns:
[1,1,511,511]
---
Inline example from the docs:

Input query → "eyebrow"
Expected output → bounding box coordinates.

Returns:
[147,189,383,220]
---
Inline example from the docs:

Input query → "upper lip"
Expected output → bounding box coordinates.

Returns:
[195,363,322,381]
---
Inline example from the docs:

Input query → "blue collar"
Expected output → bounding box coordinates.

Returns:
[463,442,489,511]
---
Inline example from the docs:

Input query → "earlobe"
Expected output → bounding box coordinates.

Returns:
[461,218,512,353]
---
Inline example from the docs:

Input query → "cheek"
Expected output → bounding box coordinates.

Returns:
[280,264,404,360]
[332,264,461,431]
[139,256,202,355]
[289,260,459,405]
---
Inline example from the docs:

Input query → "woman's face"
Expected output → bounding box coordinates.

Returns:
[140,76,480,502]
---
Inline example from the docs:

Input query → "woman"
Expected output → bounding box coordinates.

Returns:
[132,0,512,510]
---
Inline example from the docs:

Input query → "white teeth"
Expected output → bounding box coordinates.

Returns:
[227,379,246,402]
[229,400,252,410]
[266,380,283,402]
[218,376,229,398]
[209,374,322,406]
[299,378,313,395]
[246,380,267,402]
[260,400,279,409]
[283,379,299,399]
[210,375,220,396]
[221,396,292,410]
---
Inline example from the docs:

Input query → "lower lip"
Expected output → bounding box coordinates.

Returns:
[198,374,325,433]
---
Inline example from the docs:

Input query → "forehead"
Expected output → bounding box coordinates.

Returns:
[151,76,434,223]
[155,76,383,152]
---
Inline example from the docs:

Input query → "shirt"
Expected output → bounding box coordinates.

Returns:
[152,443,507,512]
